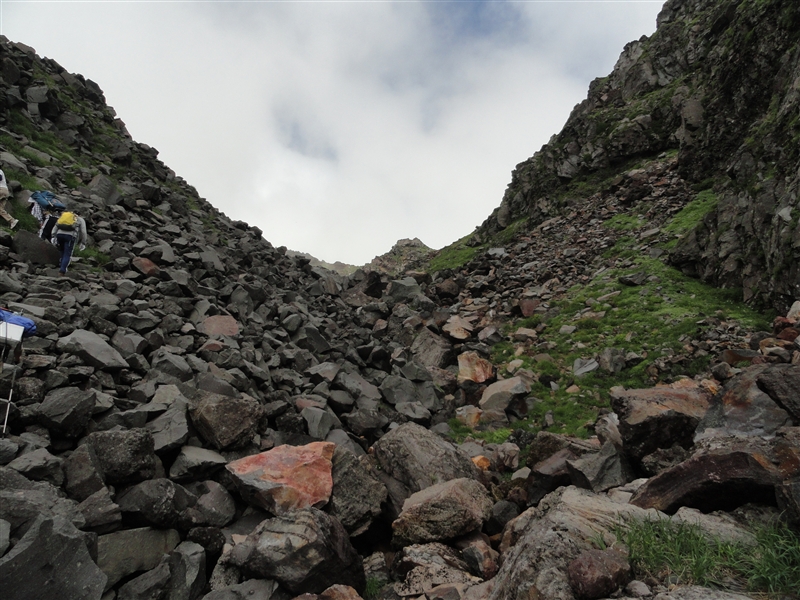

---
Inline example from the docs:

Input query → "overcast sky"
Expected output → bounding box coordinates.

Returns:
[2,1,663,265]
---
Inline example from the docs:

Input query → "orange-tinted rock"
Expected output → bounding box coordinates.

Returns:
[200,315,239,337]
[132,256,160,277]
[226,442,335,514]
[457,352,494,384]
[472,455,491,471]
[518,298,540,318]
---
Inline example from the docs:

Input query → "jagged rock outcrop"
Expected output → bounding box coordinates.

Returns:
[476,0,800,311]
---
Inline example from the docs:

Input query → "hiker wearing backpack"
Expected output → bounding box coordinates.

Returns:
[52,211,87,275]
[0,169,19,230]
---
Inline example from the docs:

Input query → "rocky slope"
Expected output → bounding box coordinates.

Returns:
[0,6,799,600]
[476,0,800,312]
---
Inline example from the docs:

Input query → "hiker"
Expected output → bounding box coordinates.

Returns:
[0,168,18,230]
[28,190,67,240]
[51,211,87,275]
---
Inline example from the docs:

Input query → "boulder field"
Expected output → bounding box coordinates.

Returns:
[2,0,800,598]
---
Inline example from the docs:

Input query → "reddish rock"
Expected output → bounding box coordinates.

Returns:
[226,442,336,515]
[518,298,540,318]
[199,339,225,352]
[435,279,460,298]
[777,327,799,342]
[199,315,240,337]
[720,348,763,366]
[457,352,494,384]
[630,450,779,513]
[567,549,631,600]
[132,256,160,277]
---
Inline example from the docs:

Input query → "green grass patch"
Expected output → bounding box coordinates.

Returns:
[489,252,772,436]
[447,418,533,446]
[4,168,40,191]
[74,246,111,266]
[363,576,383,600]
[663,189,718,240]
[605,213,645,231]
[428,234,483,273]
[619,518,800,596]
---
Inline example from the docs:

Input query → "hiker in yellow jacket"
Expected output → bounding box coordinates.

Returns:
[51,211,87,275]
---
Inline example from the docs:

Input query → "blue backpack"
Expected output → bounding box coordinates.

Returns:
[30,190,67,211]
[0,308,37,339]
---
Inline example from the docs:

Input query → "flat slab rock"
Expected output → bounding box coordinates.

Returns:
[226,442,335,515]
[630,449,780,513]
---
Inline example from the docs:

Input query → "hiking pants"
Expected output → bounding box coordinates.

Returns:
[56,232,75,273]
[0,198,12,225]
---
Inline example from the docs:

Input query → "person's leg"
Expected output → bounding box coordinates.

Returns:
[0,198,14,225]
[58,234,75,273]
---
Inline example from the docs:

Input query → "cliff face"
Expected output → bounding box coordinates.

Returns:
[478,0,800,311]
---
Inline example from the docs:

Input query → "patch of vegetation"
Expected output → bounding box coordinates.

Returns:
[74,246,111,266]
[363,576,383,600]
[428,234,483,273]
[619,518,800,596]
[604,214,645,231]
[447,418,533,446]
[4,168,40,192]
[663,189,719,241]
[490,248,772,436]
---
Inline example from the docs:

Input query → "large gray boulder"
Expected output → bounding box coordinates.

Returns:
[610,383,711,465]
[97,526,181,590]
[116,478,197,529]
[56,329,129,370]
[0,515,107,600]
[392,478,493,547]
[230,508,365,594]
[329,445,388,536]
[188,391,261,450]
[85,428,157,485]
[489,487,662,600]
[372,422,480,517]
[38,387,96,438]
[169,446,227,481]
[0,467,85,536]
[10,230,60,266]
[145,401,190,453]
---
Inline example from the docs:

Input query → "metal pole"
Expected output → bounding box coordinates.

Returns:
[1,367,15,437]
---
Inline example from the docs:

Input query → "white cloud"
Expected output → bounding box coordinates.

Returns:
[3,1,662,265]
